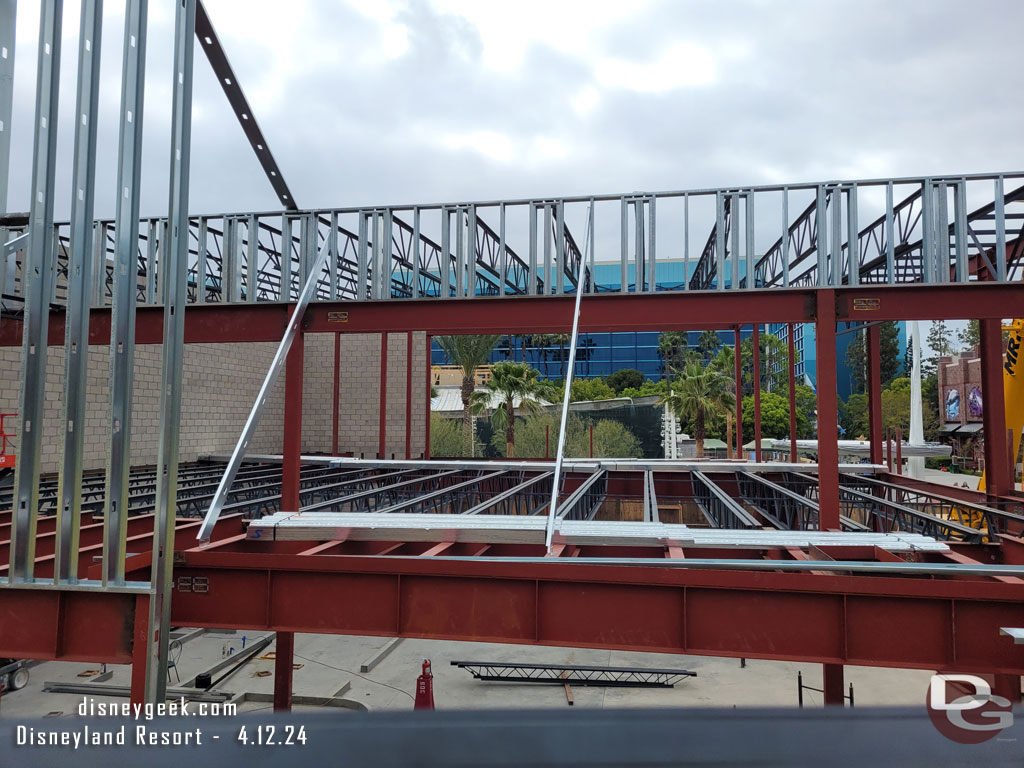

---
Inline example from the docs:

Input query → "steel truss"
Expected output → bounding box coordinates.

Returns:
[450,660,697,688]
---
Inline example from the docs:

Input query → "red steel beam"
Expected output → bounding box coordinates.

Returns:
[332,332,341,455]
[815,291,841,530]
[866,323,883,465]
[282,331,304,511]
[274,631,294,711]
[379,333,388,459]
[753,323,761,462]
[980,317,1011,497]
[405,332,413,460]
[7,284,1024,348]
[787,322,797,463]
[159,551,1024,675]
[734,327,743,458]
[424,334,432,460]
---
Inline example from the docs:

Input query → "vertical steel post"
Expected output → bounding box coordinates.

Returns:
[715,192,726,291]
[753,323,761,462]
[619,197,627,292]
[781,187,790,288]
[467,205,477,297]
[921,179,933,284]
[10,0,62,584]
[936,183,949,283]
[379,333,388,458]
[730,193,739,289]
[885,182,895,284]
[247,213,257,301]
[55,0,104,583]
[223,216,237,302]
[953,180,968,283]
[634,199,644,292]
[0,0,16,213]
[146,0,195,704]
[588,196,595,293]
[995,176,1006,282]
[356,212,367,299]
[282,331,303,510]
[787,323,797,463]
[823,664,845,706]
[405,332,413,459]
[543,204,552,294]
[529,204,538,295]
[440,208,451,297]
[273,632,295,712]
[647,196,657,292]
[332,332,340,455]
[816,185,827,288]
[830,188,842,286]
[382,208,393,299]
[497,203,506,296]
[815,290,840,529]
[555,199,564,294]
[734,327,743,458]
[281,213,292,300]
[411,208,420,299]
[194,217,205,302]
[980,317,1010,496]
[424,334,432,459]
[866,323,883,466]
[744,192,754,288]
[846,185,859,287]
[682,193,689,290]
[104,0,147,586]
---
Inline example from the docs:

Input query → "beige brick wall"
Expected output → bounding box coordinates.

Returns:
[1,331,428,474]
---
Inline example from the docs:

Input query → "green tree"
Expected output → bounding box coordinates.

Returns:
[793,384,818,439]
[606,368,644,393]
[570,377,616,401]
[429,413,463,458]
[741,390,791,439]
[435,334,500,457]
[957,320,980,351]
[879,321,902,384]
[697,329,721,361]
[505,413,642,459]
[845,329,867,394]
[552,333,571,379]
[739,332,788,393]
[472,361,555,457]
[660,361,735,457]
[657,331,688,380]
[839,393,869,439]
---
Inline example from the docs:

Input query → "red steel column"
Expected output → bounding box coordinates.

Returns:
[823,663,845,706]
[424,334,432,460]
[130,595,149,706]
[273,631,295,712]
[980,318,1010,497]
[405,332,413,459]
[331,332,341,455]
[815,291,840,530]
[866,324,883,465]
[753,323,762,462]
[379,332,388,459]
[788,323,798,463]
[282,331,304,511]
[734,327,743,458]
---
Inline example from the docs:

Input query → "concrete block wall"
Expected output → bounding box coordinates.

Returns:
[0,330,428,477]
[0,342,285,475]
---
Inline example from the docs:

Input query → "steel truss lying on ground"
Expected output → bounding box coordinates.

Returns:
[450,660,697,688]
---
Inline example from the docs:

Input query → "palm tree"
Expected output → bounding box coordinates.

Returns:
[697,329,721,362]
[658,331,686,381]
[660,361,735,458]
[552,333,571,379]
[435,334,500,456]
[472,361,555,457]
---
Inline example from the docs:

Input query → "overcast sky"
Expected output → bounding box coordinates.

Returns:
[6,0,1023,224]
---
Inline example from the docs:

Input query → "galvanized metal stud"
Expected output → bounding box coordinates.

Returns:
[715,191,725,291]
[147,0,195,704]
[588,197,595,293]
[92,221,106,306]
[953,179,968,284]
[10,0,63,584]
[410,208,420,299]
[356,211,367,300]
[497,203,506,296]
[936,183,949,284]
[830,188,842,287]
[995,176,1006,281]
[55,0,105,584]
[744,192,754,288]
[647,196,656,293]
[846,184,859,287]
[280,214,292,300]
[247,213,257,301]
[619,197,627,292]
[0,0,15,214]
[454,207,465,299]
[543,203,552,294]
[920,179,933,283]
[682,193,689,290]
[441,207,451,297]
[328,212,338,301]
[815,185,827,288]
[467,205,477,298]
[382,207,393,299]
[884,182,895,284]
[555,199,564,294]
[635,199,644,292]
[730,193,739,289]
[781,187,789,288]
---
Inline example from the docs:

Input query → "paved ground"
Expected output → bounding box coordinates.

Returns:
[2,629,940,719]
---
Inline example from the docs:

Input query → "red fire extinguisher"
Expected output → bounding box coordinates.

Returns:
[414,659,435,710]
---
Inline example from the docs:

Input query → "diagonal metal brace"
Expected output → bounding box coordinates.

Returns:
[197,234,332,541]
